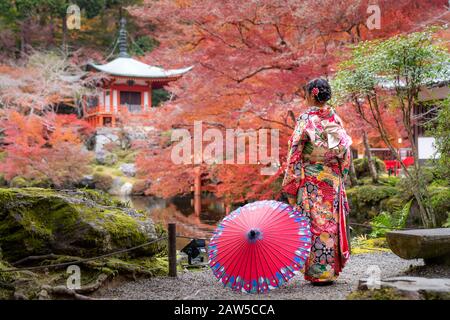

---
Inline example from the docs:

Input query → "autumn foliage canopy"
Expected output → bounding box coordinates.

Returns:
[0,0,448,200]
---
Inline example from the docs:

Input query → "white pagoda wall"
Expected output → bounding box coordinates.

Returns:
[113,90,118,112]
[143,92,149,111]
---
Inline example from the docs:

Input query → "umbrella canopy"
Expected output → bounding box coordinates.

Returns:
[208,200,312,293]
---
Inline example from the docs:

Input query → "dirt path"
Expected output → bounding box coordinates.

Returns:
[97,252,428,300]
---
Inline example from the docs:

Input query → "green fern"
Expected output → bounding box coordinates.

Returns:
[369,199,413,238]
[444,214,450,228]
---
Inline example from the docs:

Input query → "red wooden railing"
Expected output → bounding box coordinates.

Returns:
[84,104,155,127]
[384,156,414,176]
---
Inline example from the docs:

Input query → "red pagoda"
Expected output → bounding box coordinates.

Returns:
[84,18,192,127]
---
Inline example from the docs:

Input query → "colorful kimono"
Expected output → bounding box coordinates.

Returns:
[282,106,352,283]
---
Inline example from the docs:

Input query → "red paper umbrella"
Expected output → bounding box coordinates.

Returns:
[208,200,312,293]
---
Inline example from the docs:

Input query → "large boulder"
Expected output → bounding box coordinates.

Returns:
[94,128,120,154]
[0,188,164,262]
[94,128,120,165]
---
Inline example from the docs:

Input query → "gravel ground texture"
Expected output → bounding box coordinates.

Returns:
[97,252,443,300]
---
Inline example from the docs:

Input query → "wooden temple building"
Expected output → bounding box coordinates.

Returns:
[84,18,192,127]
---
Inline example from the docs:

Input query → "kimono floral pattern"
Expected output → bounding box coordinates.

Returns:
[282,106,352,283]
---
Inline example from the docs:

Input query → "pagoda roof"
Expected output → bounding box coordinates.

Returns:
[88,57,193,79]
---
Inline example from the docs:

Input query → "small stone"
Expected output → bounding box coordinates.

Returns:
[120,163,136,177]
[95,150,118,165]
[38,289,49,300]
[13,292,28,300]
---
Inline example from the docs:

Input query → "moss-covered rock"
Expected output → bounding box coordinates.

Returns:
[347,185,399,221]
[0,188,164,262]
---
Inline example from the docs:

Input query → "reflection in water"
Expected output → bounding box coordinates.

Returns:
[114,195,365,250]
[114,194,227,243]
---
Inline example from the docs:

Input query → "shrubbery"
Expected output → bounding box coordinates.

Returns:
[0,112,93,189]
[92,173,113,192]
[427,185,450,227]
[9,176,51,188]
[353,157,386,179]
[369,200,412,238]
[346,184,399,221]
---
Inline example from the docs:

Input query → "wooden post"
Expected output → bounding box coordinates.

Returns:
[168,223,177,277]
[194,166,201,216]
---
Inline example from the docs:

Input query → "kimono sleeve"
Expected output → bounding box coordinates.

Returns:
[281,116,308,199]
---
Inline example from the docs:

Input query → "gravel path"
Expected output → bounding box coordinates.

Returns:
[97,252,430,300]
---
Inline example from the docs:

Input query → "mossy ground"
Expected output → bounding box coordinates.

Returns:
[92,165,138,185]
[351,237,391,255]
[347,287,408,300]
[91,146,139,185]
[0,254,168,299]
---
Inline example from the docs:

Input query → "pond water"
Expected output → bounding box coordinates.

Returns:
[113,194,367,250]
[113,194,227,249]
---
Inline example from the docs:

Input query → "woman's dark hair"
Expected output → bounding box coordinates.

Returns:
[304,78,332,103]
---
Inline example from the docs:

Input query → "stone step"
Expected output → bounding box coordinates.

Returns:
[386,228,450,265]
[356,276,450,300]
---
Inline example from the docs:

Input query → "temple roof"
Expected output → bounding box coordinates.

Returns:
[87,18,192,80]
[88,57,193,79]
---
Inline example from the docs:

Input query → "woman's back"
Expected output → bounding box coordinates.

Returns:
[299,106,352,168]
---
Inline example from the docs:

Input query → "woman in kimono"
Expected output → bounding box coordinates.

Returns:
[282,78,352,285]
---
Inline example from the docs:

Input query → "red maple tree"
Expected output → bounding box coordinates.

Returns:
[0,110,93,188]
[129,0,448,200]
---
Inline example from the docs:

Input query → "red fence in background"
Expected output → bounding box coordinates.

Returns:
[384,156,414,176]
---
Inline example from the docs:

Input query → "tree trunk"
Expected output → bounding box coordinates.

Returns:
[19,21,27,58]
[362,130,378,183]
[366,94,435,227]
[62,14,68,54]
[401,98,436,228]
[49,16,55,46]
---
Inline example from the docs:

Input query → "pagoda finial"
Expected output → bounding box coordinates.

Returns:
[118,17,130,58]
